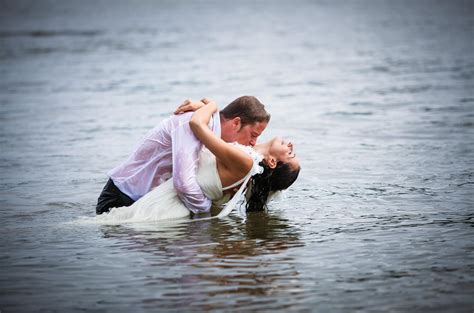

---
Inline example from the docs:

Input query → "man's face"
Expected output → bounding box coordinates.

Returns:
[234,121,267,146]
[221,118,268,146]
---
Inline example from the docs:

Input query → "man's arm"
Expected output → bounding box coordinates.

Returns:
[171,111,221,214]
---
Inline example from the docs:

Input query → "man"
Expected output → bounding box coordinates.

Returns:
[96,95,270,215]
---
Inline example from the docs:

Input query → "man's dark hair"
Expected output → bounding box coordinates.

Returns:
[220,96,271,127]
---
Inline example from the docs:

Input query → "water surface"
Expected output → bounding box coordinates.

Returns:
[1,0,473,312]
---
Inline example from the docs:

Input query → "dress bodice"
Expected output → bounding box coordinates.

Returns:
[195,147,225,202]
[196,143,263,207]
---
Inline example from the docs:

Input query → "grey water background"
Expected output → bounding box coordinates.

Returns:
[1,0,473,312]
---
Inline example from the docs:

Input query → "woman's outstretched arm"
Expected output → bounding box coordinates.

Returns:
[189,99,253,175]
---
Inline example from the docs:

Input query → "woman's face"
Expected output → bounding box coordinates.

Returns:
[268,137,299,169]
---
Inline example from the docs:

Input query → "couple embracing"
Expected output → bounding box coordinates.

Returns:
[96,96,300,222]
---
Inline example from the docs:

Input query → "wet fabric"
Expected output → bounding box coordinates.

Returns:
[107,112,220,214]
[96,178,135,215]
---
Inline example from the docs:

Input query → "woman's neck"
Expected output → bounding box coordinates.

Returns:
[253,142,270,157]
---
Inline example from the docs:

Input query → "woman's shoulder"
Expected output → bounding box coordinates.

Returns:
[229,142,264,175]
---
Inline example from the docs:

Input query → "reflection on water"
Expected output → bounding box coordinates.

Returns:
[100,212,303,257]
[99,212,304,310]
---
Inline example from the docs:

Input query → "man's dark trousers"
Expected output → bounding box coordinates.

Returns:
[96,179,135,214]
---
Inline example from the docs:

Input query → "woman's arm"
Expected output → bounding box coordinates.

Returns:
[174,98,206,114]
[189,99,253,175]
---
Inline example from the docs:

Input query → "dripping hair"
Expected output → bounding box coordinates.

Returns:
[246,160,300,212]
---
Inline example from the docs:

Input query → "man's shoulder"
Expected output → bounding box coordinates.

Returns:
[149,112,194,131]
[167,111,194,124]
[156,111,219,134]
[170,111,219,126]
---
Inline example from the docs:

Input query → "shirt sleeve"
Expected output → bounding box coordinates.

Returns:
[171,112,220,214]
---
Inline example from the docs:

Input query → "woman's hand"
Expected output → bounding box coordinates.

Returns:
[200,97,216,107]
[174,98,210,114]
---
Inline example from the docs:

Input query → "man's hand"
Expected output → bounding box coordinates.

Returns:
[174,99,205,114]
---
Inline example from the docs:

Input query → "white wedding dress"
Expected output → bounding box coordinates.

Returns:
[96,143,263,223]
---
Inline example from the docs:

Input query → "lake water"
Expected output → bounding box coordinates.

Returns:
[1,0,473,312]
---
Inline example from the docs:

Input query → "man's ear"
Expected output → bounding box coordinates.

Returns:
[232,117,241,131]
[267,156,277,169]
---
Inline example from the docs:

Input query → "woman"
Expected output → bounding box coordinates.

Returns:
[97,99,300,223]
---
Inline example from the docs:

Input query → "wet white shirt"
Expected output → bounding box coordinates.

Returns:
[108,111,220,214]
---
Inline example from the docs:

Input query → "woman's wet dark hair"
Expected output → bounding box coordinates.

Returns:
[246,160,300,212]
